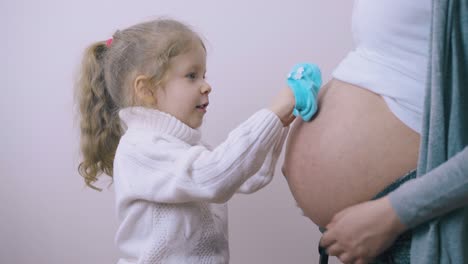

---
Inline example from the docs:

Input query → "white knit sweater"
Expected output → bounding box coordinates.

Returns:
[114,107,288,264]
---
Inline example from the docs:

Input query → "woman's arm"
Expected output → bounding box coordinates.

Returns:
[389,146,468,228]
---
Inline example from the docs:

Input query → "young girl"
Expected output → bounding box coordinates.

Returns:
[76,19,295,263]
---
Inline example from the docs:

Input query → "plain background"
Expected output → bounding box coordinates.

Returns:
[2,0,354,263]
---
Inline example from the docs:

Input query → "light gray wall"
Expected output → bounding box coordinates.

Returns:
[1,0,354,263]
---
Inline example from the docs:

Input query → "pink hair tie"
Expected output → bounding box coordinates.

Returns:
[105,38,113,47]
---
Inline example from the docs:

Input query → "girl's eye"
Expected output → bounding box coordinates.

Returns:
[186,73,197,79]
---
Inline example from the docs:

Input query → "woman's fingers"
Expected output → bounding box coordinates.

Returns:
[325,242,344,256]
[338,253,372,264]
[354,258,371,264]
[320,198,408,262]
[319,230,335,248]
[338,252,357,264]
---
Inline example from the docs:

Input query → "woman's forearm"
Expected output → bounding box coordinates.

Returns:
[389,146,468,228]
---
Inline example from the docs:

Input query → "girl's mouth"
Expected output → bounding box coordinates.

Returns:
[196,103,209,112]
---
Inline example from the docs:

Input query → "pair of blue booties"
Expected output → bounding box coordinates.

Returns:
[287,63,322,121]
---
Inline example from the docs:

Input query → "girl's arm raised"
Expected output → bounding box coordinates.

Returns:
[236,127,289,194]
[115,109,286,204]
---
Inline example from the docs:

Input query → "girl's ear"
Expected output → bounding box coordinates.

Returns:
[134,75,157,106]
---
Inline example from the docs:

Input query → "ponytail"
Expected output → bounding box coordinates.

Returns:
[76,42,122,191]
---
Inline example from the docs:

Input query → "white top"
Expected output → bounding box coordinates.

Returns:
[333,0,432,133]
[114,107,288,264]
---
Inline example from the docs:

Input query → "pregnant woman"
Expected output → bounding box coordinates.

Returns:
[283,0,468,264]
[283,0,468,263]
[284,0,429,229]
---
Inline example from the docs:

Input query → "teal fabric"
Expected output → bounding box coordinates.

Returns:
[286,63,322,121]
[410,0,468,263]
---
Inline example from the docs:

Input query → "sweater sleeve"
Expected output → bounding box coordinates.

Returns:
[236,126,289,194]
[388,146,468,228]
[116,109,285,204]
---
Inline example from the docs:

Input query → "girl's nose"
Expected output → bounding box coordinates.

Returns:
[201,82,212,94]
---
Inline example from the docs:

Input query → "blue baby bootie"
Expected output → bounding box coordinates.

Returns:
[287,63,322,121]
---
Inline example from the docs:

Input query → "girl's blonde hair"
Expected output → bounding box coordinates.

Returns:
[76,19,204,190]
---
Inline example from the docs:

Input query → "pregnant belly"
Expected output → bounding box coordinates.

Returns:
[282,79,420,227]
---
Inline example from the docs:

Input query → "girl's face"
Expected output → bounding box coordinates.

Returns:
[155,42,211,129]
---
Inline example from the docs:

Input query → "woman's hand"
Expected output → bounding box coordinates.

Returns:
[269,87,296,126]
[319,197,408,264]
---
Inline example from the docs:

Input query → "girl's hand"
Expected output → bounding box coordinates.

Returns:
[269,87,296,126]
[319,197,408,264]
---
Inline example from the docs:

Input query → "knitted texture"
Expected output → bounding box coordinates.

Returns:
[114,107,288,263]
[287,63,322,121]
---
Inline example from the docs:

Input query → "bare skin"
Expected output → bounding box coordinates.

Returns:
[282,79,420,228]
